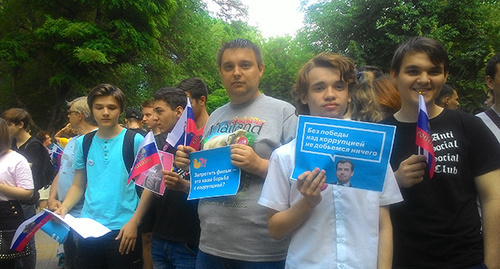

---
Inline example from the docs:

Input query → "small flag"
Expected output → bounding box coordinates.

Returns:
[49,143,64,171]
[166,98,203,151]
[416,94,436,178]
[128,131,162,183]
[11,210,53,252]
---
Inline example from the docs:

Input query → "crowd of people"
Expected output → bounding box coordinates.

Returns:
[0,36,499,269]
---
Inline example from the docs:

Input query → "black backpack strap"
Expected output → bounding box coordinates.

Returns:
[83,131,97,166]
[485,108,500,130]
[123,129,136,173]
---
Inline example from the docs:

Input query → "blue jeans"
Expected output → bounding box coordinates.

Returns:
[195,250,285,269]
[151,237,198,269]
[77,230,142,269]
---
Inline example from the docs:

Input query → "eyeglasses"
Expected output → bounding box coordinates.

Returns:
[67,110,80,115]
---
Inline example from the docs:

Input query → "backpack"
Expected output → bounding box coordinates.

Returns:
[82,129,136,173]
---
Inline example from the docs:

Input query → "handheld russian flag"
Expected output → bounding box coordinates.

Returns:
[165,98,203,151]
[127,131,162,183]
[49,143,64,171]
[416,94,436,178]
[11,210,53,252]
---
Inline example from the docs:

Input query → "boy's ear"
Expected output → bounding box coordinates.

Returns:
[300,95,308,105]
[175,106,184,119]
[486,76,494,89]
[199,96,207,106]
[444,96,451,106]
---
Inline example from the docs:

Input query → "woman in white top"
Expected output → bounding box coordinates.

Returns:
[0,118,34,268]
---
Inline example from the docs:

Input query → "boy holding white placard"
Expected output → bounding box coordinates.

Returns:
[258,52,402,269]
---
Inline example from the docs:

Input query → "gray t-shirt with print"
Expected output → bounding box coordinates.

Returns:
[198,93,297,262]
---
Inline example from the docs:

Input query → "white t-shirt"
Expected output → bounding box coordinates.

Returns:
[0,151,34,201]
[259,139,403,269]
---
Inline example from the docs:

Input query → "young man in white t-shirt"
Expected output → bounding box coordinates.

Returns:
[259,52,402,269]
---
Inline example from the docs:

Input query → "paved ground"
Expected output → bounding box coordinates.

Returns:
[35,231,61,269]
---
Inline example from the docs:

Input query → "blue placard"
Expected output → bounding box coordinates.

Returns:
[40,219,70,244]
[291,115,396,192]
[188,146,241,200]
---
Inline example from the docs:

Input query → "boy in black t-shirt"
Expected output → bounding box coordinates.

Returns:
[384,36,500,268]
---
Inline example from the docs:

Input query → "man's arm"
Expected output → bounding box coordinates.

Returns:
[117,189,156,254]
[475,169,500,269]
[230,144,269,178]
[377,206,393,269]
[267,168,325,239]
[55,169,86,217]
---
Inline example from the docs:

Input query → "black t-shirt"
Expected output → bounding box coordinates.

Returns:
[13,136,47,204]
[151,133,200,246]
[383,109,500,268]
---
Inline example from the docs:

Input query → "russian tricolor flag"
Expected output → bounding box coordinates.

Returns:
[416,94,436,178]
[166,98,203,151]
[50,143,64,171]
[128,131,162,183]
[11,210,53,252]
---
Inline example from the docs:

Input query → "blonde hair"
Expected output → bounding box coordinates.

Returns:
[292,52,356,115]
[350,72,384,122]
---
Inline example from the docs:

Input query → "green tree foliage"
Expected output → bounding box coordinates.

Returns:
[0,0,257,131]
[0,0,177,130]
[260,35,315,104]
[206,88,230,114]
[298,0,500,111]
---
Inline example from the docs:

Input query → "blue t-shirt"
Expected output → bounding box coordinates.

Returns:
[74,129,143,230]
[57,136,84,217]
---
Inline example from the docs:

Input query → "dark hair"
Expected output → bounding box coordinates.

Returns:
[435,84,455,106]
[153,87,187,110]
[337,159,354,171]
[390,36,450,76]
[1,108,33,131]
[358,65,384,79]
[0,118,10,155]
[87,83,126,113]
[485,53,500,79]
[293,52,357,115]
[36,131,50,143]
[177,77,209,101]
[216,39,263,68]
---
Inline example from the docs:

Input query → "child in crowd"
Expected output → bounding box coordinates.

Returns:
[0,118,34,268]
[55,84,144,268]
[258,52,402,268]
[121,87,201,269]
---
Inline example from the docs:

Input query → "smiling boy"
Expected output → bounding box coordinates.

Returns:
[384,37,500,268]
